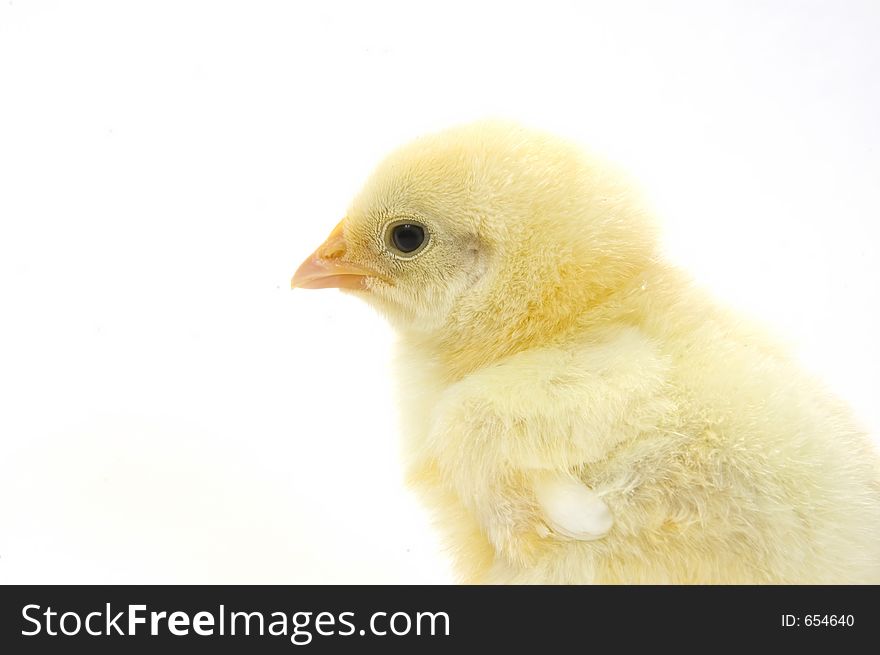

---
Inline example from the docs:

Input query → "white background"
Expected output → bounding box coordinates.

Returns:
[1,1,878,583]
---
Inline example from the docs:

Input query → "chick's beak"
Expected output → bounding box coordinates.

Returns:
[291,220,377,290]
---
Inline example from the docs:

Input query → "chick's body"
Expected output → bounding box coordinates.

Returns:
[294,121,880,583]
[400,271,880,583]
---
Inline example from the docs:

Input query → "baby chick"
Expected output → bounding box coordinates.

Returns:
[292,121,880,583]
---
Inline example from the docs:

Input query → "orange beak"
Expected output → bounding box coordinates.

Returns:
[291,220,380,290]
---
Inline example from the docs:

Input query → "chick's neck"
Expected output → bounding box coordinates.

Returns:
[403,257,658,383]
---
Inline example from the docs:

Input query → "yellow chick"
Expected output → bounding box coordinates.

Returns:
[292,121,880,583]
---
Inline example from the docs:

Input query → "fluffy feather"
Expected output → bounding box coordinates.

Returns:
[294,120,880,583]
[534,472,613,541]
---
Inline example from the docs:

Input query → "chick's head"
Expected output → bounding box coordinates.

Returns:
[293,121,657,360]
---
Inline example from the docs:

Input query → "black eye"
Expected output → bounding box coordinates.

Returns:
[390,223,426,254]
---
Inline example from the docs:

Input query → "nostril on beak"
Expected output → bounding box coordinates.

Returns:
[320,239,346,260]
[316,219,348,260]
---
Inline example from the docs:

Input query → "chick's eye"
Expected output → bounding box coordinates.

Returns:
[390,223,426,254]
